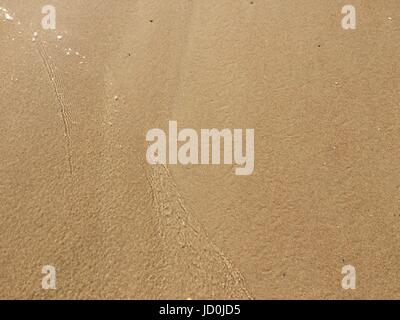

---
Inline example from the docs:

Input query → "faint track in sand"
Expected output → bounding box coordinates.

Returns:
[142,159,253,299]
[37,42,74,175]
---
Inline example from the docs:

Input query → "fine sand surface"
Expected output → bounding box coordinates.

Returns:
[1,0,400,299]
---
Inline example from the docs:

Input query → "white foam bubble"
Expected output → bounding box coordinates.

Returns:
[0,7,14,21]
[5,12,13,21]
[32,31,39,42]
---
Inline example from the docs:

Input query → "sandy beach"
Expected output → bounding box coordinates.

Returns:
[1,0,400,299]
